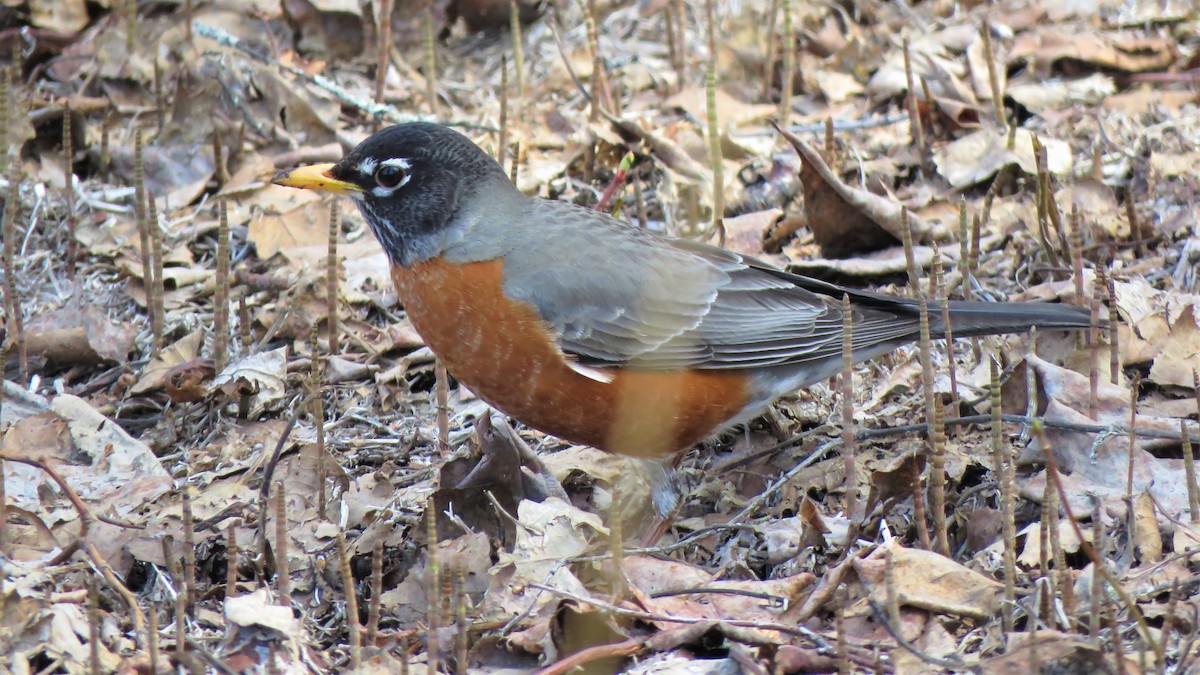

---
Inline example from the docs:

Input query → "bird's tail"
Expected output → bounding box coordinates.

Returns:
[939,299,1094,337]
[768,265,1097,338]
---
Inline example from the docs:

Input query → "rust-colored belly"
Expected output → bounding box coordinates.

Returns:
[391,258,748,458]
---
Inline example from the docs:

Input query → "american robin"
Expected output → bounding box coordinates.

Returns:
[273,122,1091,494]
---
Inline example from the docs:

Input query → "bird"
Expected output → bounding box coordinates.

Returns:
[273,122,1093,513]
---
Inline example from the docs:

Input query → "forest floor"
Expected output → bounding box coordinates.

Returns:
[1,0,1199,672]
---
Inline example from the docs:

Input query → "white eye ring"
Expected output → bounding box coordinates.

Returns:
[370,157,412,196]
[375,164,407,189]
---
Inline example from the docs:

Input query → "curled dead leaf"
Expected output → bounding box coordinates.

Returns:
[208,348,289,417]
[24,303,137,366]
[775,123,949,257]
[165,359,217,404]
[132,331,205,395]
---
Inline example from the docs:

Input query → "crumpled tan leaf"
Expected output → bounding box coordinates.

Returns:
[1014,355,1192,521]
[480,498,605,621]
[24,303,137,366]
[208,347,289,417]
[855,540,1002,620]
[934,128,1071,188]
[1,394,173,569]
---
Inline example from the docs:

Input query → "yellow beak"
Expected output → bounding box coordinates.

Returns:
[271,164,362,196]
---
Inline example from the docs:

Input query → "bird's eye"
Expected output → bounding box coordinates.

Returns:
[375,164,408,189]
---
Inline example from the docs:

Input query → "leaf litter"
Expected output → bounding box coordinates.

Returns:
[1,0,1199,673]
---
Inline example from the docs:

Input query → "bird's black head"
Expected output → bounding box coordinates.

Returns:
[273,123,512,266]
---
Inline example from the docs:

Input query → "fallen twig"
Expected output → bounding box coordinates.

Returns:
[0,452,147,636]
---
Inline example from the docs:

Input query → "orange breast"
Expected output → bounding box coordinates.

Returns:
[391,258,749,458]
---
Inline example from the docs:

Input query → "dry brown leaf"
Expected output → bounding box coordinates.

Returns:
[0,382,50,429]
[226,588,301,635]
[1113,275,1170,365]
[131,330,205,395]
[965,32,1003,103]
[812,70,864,103]
[923,94,985,132]
[219,589,312,672]
[24,303,137,366]
[1104,89,1200,115]
[760,499,849,563]
[964,507,1004,554]
[856,541,1002,620]
[1172,520,1200,554]
[665,87,777,127]
[1132,491,1162,563]
[432,415,563,548]
[1148,304,1200,389]
[252,286,334,340]
[56,16,157,82]
[1013,520,1085,567]
[540,447,650,502]
[219,155,297,219]
[933,128,1071,188]
[786,244,943,280]
[1110,277,1200,387]
[479,499,604,621]
[515,148,571,195]
[1011,29,1178,74]
[605,115,710,185]
[248,199,331,260]
[1014,355,1192,521]
[1057,179,1125,239]
[980,630,1132,674]
[1,395,173,569]
[865,39,966,101]
[777,125,948,257]
[864,452,926,515]
[140,141,217,209]
[1150,151,1200,183]
[28,0,89,32]
[721,208,783,259]
[208,347,289,417]
[1007,73,1116,115]
[625,555,815,642]
[621,555,714,595]
[282,0,364,61]
[6,597,122,671]
[164,359,217,404]
[75,214,142,257]
[124,477,257,567]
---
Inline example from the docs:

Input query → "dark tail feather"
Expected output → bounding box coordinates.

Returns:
[940,299,1094,338]
[763,264,1096,337]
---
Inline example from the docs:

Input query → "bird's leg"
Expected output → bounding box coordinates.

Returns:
[639,457,686,545]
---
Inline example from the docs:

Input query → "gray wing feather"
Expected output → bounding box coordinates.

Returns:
[497,199,907,370]
[499,201,725,364]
